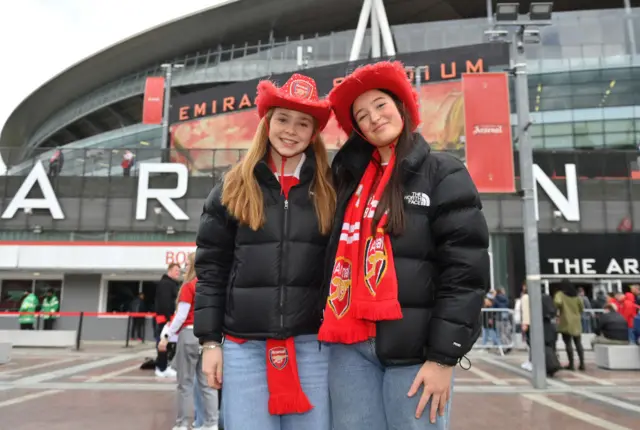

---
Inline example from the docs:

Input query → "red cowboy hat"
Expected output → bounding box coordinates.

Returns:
[327,61,420,136]
[255,73,332,131]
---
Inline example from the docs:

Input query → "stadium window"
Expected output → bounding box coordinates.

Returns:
[575,134,604,149]
[605,132,636,149]
[543,135,574,149]
[544,122,572,136]
[106,281,140,313]
[0,279,62,311]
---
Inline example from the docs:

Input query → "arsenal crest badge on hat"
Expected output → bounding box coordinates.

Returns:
[255,73,332,131]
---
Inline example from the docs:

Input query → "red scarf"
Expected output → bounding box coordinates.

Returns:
[318,149,402,344]
[223,152,313,416]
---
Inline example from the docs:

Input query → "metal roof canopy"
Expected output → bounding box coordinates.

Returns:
[0,0,620,163]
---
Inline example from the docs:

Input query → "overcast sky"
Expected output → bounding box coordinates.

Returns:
[0,0,228,172]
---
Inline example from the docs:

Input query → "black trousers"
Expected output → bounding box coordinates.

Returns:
[43,319,55,330]
[20,323,34,330]
[131,318,146,340]
[155,322,176,371]
[561,333,584,368]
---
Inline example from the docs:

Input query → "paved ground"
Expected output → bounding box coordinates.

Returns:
[0,344,639,429]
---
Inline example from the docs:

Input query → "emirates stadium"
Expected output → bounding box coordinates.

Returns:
[0,0,639,341]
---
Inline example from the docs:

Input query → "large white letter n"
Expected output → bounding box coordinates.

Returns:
[136,163,189,221]
[1,160,64,219]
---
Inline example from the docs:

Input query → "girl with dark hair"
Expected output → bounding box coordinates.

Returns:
[319,61,490,430]
[194,73,336,430]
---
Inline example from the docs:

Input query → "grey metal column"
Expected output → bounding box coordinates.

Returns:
[623,0,637,57]
[486,0,494,22]
[513,28,547,389]
[161,65,174,150]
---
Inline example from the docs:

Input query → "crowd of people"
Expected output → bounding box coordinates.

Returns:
[480,282,640,375]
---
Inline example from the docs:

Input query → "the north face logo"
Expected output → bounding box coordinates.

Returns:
[404,192,430,207]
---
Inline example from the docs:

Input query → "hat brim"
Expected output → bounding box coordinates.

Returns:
[256,80,332,131]
[327,61,420,136]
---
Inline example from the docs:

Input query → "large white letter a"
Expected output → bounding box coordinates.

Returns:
[1,160,65,219]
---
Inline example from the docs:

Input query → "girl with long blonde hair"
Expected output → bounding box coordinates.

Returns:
[159,252,219,430]
[194,73,336,430]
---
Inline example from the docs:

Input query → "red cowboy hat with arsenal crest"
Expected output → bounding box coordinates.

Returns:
[256,73,332,131]
[328,61,421,137]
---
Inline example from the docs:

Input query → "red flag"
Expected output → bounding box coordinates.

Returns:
[462,73,515,193]
[142,77,165,125]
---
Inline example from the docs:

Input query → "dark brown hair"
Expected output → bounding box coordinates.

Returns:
[351,90,415,236]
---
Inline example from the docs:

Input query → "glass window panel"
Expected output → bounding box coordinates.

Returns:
[34,280,62,306]
[530,124,543,137]
[0,280,33,311]
[574,121,603,134]
[106,281,140,313]
[544,123,572,136]
[575,134,604,148]
[543,135,574,149]
[531,136,544,149]
[605,132,636,148]
[141,281,157,313]
[604,119,633,133]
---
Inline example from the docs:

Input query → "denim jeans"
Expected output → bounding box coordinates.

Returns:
[222,334,330,430]
[328,339,453,430]
[482,328,499,346]
[193,380,204,428]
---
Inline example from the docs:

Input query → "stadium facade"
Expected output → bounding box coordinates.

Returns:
[0,0,639,340]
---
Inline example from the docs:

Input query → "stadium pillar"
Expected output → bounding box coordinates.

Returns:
[624,0,637,57]
[349,0,395,61]
[487,3,553,390]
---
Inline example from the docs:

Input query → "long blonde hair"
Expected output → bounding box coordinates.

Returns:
[222,108,336,234]
[176,252,196,307]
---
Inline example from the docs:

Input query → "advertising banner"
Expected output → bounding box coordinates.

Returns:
[167,43,511,177]
[462,72,515,193]
[142,77,165,125]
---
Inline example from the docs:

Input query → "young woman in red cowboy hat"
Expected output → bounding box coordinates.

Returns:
[319,61,490,430]
[193,73,336,430]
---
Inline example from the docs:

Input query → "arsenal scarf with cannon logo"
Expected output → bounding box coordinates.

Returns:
[318,150,403,344]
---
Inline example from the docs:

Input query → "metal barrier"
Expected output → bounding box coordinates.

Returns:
[475,308,515,355]
[0,311,156,350]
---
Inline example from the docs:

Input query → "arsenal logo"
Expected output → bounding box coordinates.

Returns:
[269,346,289,370]
[290,79,314,99]
[328,257,351,319]
[364,236,388,296]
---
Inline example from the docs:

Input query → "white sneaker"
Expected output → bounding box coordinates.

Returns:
[171,426,188,430]
[164,367,177,377]
[521,361,533,372]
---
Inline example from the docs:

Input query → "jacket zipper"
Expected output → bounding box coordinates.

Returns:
[279,198,289,333]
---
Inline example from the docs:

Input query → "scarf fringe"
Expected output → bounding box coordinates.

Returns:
[318,324,372,344]
[268,392,314,416]
[352,300,403,321]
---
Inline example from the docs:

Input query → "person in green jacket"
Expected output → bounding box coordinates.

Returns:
[554,280,585,371]
[41,289,60,330]
[18,291,39,330]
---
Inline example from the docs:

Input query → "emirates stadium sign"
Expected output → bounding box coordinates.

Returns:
[0,159,581,222]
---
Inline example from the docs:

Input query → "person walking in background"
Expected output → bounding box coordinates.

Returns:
[321,61,489,430]
[554,280,585,371]
[18,290,39,330]
[519,283,532,371]
[160,253,218,430]
[577,287,592,334]
[155,263,181,378]
[129,292,146,341]
[41,288,59,330]
[195,73,336,430]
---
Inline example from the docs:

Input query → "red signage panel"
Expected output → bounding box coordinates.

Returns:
[462,72,515,193]
[142,77,165,125]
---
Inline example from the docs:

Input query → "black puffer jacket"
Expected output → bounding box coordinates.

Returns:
[155,275,179,320]
[194,150,328,343]
[326,133,490,366]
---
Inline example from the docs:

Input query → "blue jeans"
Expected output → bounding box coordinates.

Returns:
[222,334,330,430]
[328,339,453,430]
[482,328,499,346]
[193,381,204,428]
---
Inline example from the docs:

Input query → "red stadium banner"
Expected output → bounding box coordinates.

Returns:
[462,72,515,193]
[142,77,165,124]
